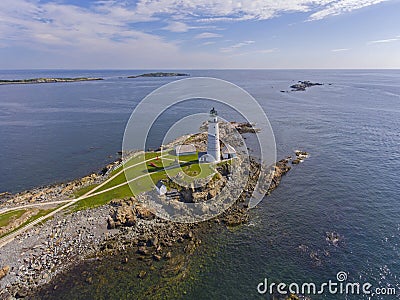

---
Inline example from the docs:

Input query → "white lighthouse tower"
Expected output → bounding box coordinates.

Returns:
[207,107,221,162]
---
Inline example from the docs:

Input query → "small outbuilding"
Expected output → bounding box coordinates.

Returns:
[175,144,196,156]
[198,152,217,163]
[222,144,237,159]
[156,180,167,196]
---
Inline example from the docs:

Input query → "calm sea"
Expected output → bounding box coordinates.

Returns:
[1,70,399,299]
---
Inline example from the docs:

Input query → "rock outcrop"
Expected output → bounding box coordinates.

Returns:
[0,265,10,280]
[127,72,189,78]
[108,198,156,228]
[290,80,323,91]
[108,199,137,228]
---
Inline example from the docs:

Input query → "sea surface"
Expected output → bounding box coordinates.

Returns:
[1,70,399,299]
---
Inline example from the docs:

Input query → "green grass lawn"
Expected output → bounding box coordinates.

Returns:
[121,152,161,168]
[93,156,178,194]
[75,162,214,212]
[175,163,216,182]
[74,184,100,198]
[145,151,162,160]
[72,166,186,211]
[106,152,161,177]
[181,163,203,176]
[71,150,216,212]
[146,157,178,172]
[73,152,160,197]
[72,184,134,212]
[0,209,27,227]
[176,153,199,162]
[74,151,198,197]
[161,151,198,163]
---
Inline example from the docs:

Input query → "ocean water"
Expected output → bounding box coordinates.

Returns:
[1,70,399,299]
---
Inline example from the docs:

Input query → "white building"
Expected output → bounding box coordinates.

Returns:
[156,180,167,195]
[222,144,237,159]
[206,107,221,162]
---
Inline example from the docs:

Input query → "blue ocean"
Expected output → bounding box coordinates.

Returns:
[0,70,399,299]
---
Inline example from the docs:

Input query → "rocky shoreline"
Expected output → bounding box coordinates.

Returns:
[0,150,306,299]
[0,121,309,299]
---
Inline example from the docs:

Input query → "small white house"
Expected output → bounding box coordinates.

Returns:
[222,144,237,159]
[156,180,167,196]
[175,144,196,156]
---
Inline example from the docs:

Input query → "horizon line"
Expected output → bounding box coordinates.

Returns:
[2,68,400,71]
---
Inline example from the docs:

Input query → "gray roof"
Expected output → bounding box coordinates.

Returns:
[222,144,236,154]
[175,144,196,154]
[156,180,165,189]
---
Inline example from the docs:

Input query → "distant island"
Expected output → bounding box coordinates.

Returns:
[0,77,103,85]
[127,72,190,78]
[290,80,323,91]
[0,74,190,85]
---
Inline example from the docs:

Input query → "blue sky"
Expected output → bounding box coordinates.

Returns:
[0,0,399,69]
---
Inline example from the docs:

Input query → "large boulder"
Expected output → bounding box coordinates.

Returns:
[109,202,137,228]
[134,205,155,220]
[0,265,10,280]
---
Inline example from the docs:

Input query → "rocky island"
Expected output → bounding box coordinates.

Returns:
[127,72,190,79]
[0,77,103,85]
[0,122,309,299]
[290,80,323,91]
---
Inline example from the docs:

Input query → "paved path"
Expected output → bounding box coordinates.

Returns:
[0,199,73,215]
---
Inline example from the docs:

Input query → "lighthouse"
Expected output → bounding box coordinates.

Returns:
[207,107,221,162]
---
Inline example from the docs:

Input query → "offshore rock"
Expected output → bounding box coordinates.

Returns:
[290,80,323,91]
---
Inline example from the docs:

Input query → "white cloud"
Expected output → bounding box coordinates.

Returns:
[256,48,277,54]
[161,21,224,33]
[367,37,399,44]
[0,0,198,68]
[195,32,222,39]
[308,0,389,20]
[0,0,396,68]
[228,48,277,56]
[202,41,216,46]
[132,0,391,22]
[331,48,350,52]
[220,40,255,53]
[162,21,190,32]
[0,0,391,50]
